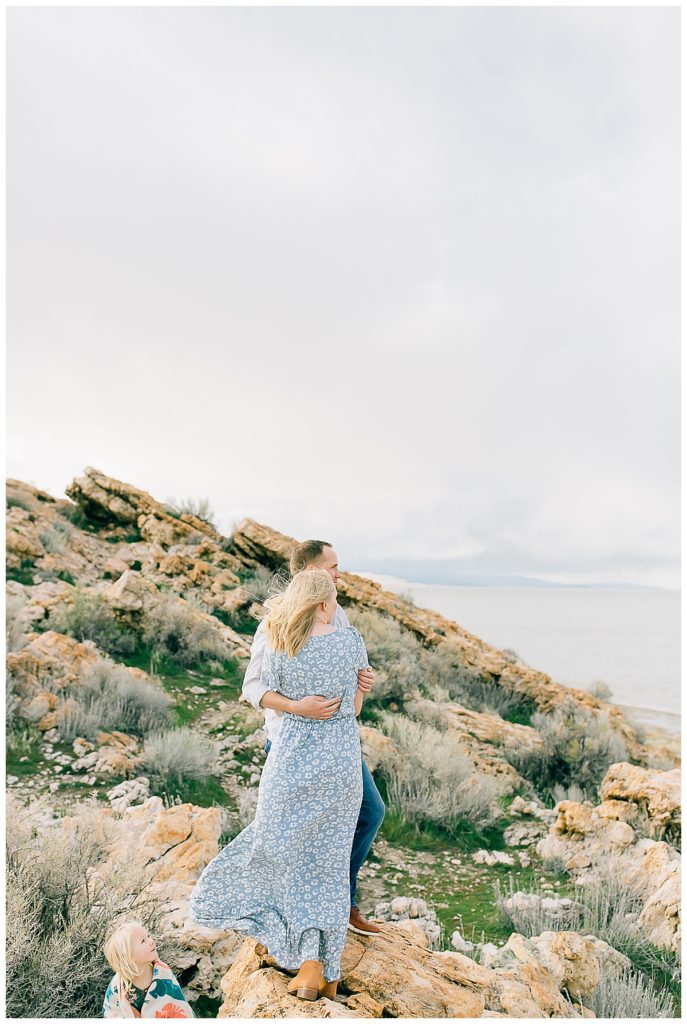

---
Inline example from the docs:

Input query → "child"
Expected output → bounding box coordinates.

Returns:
[102,920,194,1018]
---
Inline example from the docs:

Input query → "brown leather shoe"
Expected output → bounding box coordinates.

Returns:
[348,907,381,935]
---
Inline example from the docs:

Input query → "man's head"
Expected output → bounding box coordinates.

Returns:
[289,539,341,585]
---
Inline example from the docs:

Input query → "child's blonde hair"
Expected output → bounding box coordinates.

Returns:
[103,918,148,996]
[263,569,336,657]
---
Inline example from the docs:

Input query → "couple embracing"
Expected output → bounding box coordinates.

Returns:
[190,540,385,1001]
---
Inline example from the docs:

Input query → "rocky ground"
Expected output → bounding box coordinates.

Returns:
[5,468,682,1018]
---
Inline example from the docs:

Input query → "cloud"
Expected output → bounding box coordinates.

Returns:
[6,7,679,588]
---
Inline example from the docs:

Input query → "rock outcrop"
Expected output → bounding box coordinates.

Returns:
[538,763,681,952]
[217,925,601,1018]
[599,762,680,841]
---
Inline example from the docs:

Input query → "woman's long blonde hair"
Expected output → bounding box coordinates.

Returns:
[263,568,336,657]
[103,919,147,997]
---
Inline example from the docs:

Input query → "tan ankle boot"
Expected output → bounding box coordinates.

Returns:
[286,960,323,1001]
[318,978,339,1000]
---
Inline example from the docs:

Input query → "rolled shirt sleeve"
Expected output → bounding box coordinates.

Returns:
[241,620,270,710]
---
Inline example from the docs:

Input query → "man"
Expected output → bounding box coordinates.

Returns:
[242,539,385,935]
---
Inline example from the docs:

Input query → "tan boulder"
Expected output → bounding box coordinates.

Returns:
[595,798,637,824]
[6,506,45,567]
[219,930,484,1019]
[7,630,100,698]
[19,691,58,723]
[444,703,542,753]
[73,732,143,777]
[95,730,139,752]
[104,569,157,612]
[624,840,681,952]
[109,797,223,884]
[359,725,395,773]
[392,918,431,947]
[539,779,681,953]
[600,762,681,839]
[507,931,600,1000]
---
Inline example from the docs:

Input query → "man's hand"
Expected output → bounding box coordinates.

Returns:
[294,695,341,719]
[357,667,375,693]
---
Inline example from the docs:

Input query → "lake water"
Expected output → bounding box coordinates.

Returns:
[354,574,681,737]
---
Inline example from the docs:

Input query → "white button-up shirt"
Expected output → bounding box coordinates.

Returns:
[241,603,352,744]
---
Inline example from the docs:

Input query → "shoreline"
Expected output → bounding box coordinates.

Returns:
[354,570,681,739]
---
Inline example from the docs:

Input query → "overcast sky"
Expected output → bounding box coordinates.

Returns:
[6,7,680,588]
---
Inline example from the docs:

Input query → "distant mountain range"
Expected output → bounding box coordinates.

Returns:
[351,561,664,590]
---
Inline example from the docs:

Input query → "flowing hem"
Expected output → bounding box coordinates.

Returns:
[189,909,344,981]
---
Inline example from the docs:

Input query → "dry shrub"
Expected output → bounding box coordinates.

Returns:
[347,607,424,704]
[45,588,138,658]
[505,698,628,800]
[377,713,500,831]
[143,727,220,782]
[141,592,229,669]
[59,661,173,742]
[5,795,183,1018]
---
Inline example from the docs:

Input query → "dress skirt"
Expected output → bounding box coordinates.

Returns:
[189,711,363,982]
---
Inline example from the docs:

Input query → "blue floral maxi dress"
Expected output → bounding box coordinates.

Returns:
[189,626,368,982]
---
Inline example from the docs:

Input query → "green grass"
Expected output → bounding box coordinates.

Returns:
[124,646,243,689]
[500,701,537,727]
[150,774,234,808]
[373,770,511,853]
[6,725,44,776]
[369,829,574,950]
[6,560,37,585]
[212,608,259,637]
[380,808,510,854]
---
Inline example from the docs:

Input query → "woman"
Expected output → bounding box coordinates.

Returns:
[189,569,369,1001]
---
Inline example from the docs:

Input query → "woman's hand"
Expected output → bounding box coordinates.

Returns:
[294,695,341,719]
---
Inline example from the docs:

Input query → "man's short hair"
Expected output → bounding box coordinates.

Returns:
[290,539,333,574]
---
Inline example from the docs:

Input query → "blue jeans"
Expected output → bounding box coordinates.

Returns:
[264,739,385,908]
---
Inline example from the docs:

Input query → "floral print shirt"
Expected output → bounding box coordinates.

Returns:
[102,960,194,1018]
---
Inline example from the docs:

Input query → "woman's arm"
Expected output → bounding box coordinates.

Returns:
[354,688,364,717]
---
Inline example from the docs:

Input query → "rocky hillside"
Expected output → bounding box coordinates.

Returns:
[5,468,682,1019]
